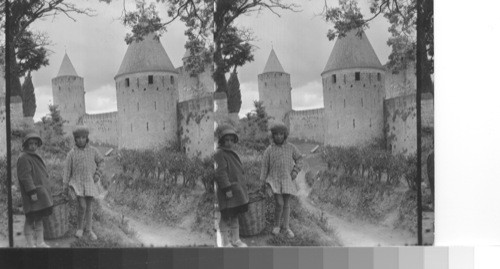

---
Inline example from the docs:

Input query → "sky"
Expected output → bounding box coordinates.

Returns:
[13,0,500,252]
[29,0,391,121]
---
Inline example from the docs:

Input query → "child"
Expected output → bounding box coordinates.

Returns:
[214,124,249,247]
[63,126,104,240]
[260,122,303,238]
[17,130,53,247]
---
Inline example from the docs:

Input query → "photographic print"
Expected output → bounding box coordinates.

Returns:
[1,0,433,249]
[211,0,433,247]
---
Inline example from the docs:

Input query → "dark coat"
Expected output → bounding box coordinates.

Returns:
[17,152,53,214]
[214,147,249,211]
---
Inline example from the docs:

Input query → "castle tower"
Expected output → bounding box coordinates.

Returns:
[52,53,86,131]
[321,30,386,146]
[258,49,292,124]
[114,34,179,149]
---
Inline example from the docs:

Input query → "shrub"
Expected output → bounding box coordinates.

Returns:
[237,101,271,152]
[305,170,316,188]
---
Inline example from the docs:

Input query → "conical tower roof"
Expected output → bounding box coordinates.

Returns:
[56,53,79,77]
[262,49,286,74]
[115,34,177,78]
[322,30,384,75]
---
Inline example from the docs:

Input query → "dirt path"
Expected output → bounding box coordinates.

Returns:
[101,199,213,247]
[296,167,416,246]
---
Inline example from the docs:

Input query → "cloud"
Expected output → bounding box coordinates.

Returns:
[85,84,117,114]
[33,85,54,122]
[239,82,259,118]
[291,81,324,110]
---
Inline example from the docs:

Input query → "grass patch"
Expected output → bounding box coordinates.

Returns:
[69,200,140,248]
[107,173,208,233]
[192,192,215,236]
[309,173,416,234]
[264,197,341,246]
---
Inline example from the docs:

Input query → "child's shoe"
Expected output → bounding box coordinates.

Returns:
[75,229,84,238]
[88,231,98,241]
[36,242,51,248]
[284,228,295,238]
[230,228,247,247]
[271,227,280,235]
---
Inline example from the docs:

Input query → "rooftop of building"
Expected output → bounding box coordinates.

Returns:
[115,34,177,78]
[322,29,384,74]
[262,48,287,74]
[56,53,80,77]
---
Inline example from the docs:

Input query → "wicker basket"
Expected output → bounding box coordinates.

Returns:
[238,197,266,237]
[43,202,69,239]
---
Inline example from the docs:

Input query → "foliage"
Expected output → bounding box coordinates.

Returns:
[118,0,297,97]
[323,0,433,94]
[36,104,72,158]
[107,174,201,227]
[305,170,316,188]
[320,143,414,186]
[116,146,215,193]
[3,0,93,97]
[237,101,271,151]
[311,144,418,234]
[227,70,242,113]
[21,72,36,117]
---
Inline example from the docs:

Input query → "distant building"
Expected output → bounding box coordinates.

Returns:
[259,30,431,156]
[51,34,214,158]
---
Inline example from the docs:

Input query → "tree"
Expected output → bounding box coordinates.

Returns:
[1,0,93,98]
[21,72,36,117]
[323,0,433,94]
[227,70,242,114]
[119,0,297,95]
[42,104,66,137]
[238,100,272,151]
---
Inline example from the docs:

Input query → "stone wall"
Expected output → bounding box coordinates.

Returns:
[385,63,416,99]
[384,93,417,156]
[51,76,86,130]
[83,112,119,146]
[258,72,292,124]
[178,96,214,159]
[177,64,214,102]
[322,68,386,147]
[115,71,179,149]
[288,108,325,143]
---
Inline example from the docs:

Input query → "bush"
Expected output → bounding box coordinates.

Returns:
[309,171,416,234]
[237,101,271,152]
[115,146,215,193]
[320,144,414,186]
[305,170,316,188]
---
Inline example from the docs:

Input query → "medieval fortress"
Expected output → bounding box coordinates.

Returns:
[0,30,433,158]
[51,34,214,158]
[259,31,433,156]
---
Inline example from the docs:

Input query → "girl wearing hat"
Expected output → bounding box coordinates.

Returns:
[17,130,53,247]
[260,122,303,238]
[63,126,104,240]
[214,124,249,247]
